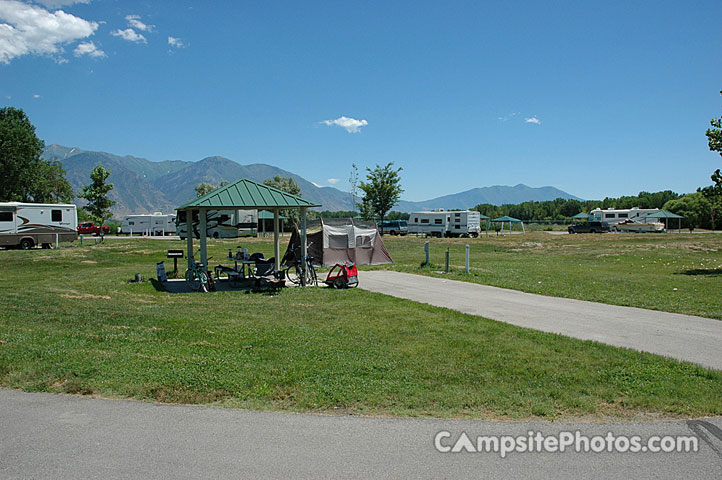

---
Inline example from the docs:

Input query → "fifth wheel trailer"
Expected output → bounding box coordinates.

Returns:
[121,213,176,235]
[0,202,77,249]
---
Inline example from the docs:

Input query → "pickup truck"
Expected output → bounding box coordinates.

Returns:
[77,222,110,236]
[568,221,610,234]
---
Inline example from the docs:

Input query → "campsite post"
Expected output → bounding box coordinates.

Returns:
[465,244,469,273]
[424,241,429,266]
[445,248,450,273]
[300,208,308,286]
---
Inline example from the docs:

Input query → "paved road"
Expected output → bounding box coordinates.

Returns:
[0,390,720,479]
[359,271,722,370]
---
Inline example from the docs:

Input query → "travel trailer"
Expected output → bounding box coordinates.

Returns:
[0,202,77,249]
[446,210,481,237]
[121,213,176,235]
[589,208,660,227]
[176,209,257,239]
[408,210,481,237]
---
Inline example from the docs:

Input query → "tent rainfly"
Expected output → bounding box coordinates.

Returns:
[176,178,320,275]
[490,215,525,234]
[644,210,684,233]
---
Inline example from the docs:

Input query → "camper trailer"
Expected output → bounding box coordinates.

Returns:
[589,208,661,227]
[0,202,77,249]
[408,209,481,237]
[176,209,257,239]
[121,213,177,236]
[408,210,450,237]
[446,210,482,237]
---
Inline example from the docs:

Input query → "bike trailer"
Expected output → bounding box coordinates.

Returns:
[324,263,358,289]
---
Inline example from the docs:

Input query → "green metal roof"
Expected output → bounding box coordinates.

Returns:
[258,210,286,219]
[177,178,320,210]
[491,215,523,222]
[645,210,684,219]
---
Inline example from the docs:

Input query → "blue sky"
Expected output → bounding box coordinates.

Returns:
[1,0,721,201]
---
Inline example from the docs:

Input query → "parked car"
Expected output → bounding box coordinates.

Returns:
[77,221,110,236]
[379,220,408,235]
[568,221,610,234]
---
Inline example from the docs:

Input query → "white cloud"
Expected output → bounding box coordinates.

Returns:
[32,93,40,98]
[33,1,90,8]
[525,116,541,125]
[125,14,153,32]
[111,28,146,44]
[497,112,520,122]
[327,178,340,185]
[321,116,368,134]
[74,40,104,58]
[0,0,98,64]
[167,36,184,48]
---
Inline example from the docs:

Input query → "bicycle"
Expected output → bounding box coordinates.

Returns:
[284,247,318,287]
[185,252,213,292]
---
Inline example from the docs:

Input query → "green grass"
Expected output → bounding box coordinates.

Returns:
[379,232,722,319]
[0,237,721,420]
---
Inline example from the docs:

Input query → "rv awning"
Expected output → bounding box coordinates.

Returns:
[176,178,320,275]
[571,212,589,219]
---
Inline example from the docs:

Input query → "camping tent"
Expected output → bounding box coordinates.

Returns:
[283,218,393,267]
[490,215,525,234]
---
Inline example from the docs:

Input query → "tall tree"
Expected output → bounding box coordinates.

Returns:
[0,107,73,202]
[264,175,302,226]
[194,180,229,198]
[79,165,116,224]
[358,162,403,227]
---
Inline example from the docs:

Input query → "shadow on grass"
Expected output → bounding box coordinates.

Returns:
[677,268,722,276]
[149,278,168,292]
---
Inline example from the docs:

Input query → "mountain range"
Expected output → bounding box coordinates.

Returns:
[42,144,582,217]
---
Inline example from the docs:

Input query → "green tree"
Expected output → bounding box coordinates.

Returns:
[358,162,403,227]
[264,175,302,226]
[664,193,714,231]
[194,182,217,197]
[0,107,73,203]
[79,165,116,224]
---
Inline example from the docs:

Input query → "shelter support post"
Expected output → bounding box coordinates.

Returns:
[186,210,193,269]
[521,221,525,233]
[199,208,208,269]
[273,209,280,272]
[300,208,308,286]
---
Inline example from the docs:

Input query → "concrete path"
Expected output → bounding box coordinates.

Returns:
[1,390,720,479]
[359,271,722,370]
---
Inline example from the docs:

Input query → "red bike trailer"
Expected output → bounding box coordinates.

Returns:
[324,263,358,289]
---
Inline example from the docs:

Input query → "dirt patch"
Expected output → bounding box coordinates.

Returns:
[60,293,111,300]
[80,260,98,264]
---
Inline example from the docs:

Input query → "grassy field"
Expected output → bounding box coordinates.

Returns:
[380,232,722,319]
[0,235,721,420]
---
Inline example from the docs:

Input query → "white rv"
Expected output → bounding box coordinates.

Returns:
[589,208,660,226]
[0,202,77,249]
[176,209,257,239]
[447,210,482,237]
[408,210,450,237]
[121,213,177,235]
[409,209,482,237]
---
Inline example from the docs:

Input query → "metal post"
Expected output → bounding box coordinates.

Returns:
[445,248,450,273]
[186,210,193,269]
[199,208,208,269]
[55,233,59,249]
[465,244,469,273]
[273,209,281,273]
[424,241,429,266]
[80,234,83,246]
[301,208,308,287]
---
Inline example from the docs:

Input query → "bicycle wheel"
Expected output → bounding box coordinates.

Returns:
[185,269,201,291]
[285,265,302,285]
[306,263,318,286]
